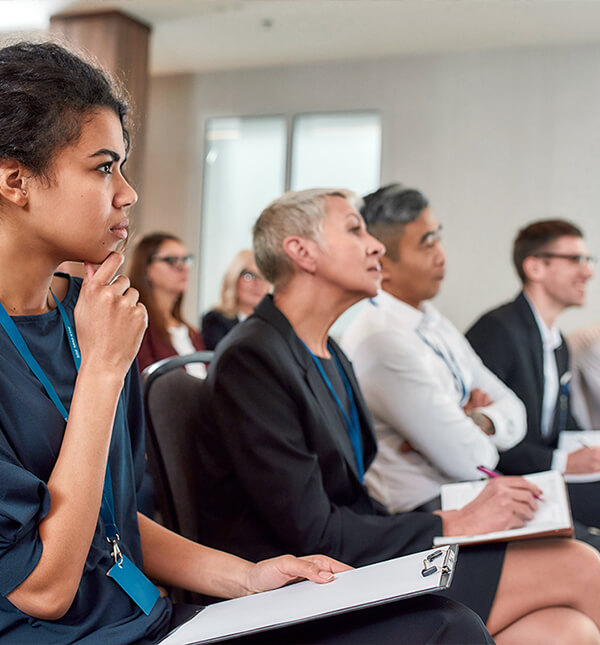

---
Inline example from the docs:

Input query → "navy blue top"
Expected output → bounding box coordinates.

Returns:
[0,276,172,643]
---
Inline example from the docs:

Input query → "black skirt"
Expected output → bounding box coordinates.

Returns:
[438,541,506,623]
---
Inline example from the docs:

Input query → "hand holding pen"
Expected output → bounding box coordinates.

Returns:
[565,438,600,474]
[439,468,543,536]
[477,465,543,501]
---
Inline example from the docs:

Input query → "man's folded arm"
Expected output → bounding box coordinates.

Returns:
[356,332,500,481]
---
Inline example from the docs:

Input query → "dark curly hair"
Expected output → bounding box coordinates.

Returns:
[0,41,129,180]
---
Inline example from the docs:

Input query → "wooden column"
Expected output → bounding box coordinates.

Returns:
[50,10,151,206]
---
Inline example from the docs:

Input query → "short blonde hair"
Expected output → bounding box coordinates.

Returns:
[215,249,256,318]
[253,188,360,288]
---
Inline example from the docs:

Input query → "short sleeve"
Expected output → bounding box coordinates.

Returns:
[123,365,147,501]
[0,440,50,596]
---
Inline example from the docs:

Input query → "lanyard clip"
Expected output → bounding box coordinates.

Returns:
[109,538,123,567]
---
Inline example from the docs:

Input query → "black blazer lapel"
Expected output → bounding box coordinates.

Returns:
[304,363,363,480]
[254,295,365,481]
[329,341,378,467]
[514,293,546,419]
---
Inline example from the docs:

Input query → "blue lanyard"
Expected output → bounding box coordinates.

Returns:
[556,374,571,434]
[416,328,469,406]
[0,294,121,552]
[304,341,365,481]
[52,291,81,369]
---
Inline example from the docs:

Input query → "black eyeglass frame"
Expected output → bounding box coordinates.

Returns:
[149,254,195,268]
[532,252,597,266]
[239,269,265,282]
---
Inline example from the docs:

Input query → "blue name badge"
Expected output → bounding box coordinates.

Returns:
[107,555,160,615]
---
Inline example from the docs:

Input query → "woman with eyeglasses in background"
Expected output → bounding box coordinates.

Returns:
[128,232,206,375]
[0,42,380,645]
[201,249,270,350]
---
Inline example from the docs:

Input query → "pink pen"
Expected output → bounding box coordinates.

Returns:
[477,465,500,478]
[477,465,543,501]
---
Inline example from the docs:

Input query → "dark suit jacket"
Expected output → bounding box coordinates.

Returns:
[466,292,580,474]
[201,309,239,351]
[196,295,442,567]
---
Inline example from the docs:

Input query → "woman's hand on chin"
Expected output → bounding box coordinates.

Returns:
[75,252,147,377]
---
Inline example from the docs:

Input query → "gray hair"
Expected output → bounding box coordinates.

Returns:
[253,188,360,287]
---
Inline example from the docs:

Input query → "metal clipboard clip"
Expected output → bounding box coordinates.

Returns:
[421,544,459,587]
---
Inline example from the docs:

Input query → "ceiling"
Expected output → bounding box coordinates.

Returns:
[3,0,600,76]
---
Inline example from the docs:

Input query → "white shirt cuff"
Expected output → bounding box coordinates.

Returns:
[475,406,513,451]
[551,449,568,473]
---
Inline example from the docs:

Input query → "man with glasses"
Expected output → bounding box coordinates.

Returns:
[467,220,600,533]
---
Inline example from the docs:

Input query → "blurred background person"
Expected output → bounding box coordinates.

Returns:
[201,248,270,350]
[569,323,600,430]
[129,232,205,376]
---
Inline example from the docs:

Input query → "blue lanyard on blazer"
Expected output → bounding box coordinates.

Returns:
[303,341,365,481]
[0,293,159,613]
[555,372,571,434]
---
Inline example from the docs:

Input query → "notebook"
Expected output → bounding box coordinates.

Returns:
[433,470,573,546]
[158,544,458,645]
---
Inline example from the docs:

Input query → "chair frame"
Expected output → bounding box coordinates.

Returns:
[141,351,214,536]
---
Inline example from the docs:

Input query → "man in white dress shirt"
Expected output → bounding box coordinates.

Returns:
[342,184,526,512]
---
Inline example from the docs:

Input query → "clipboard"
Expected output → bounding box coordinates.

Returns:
[158,544,459,645]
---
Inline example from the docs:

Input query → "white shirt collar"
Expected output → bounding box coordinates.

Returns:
[523,292,562,351]
[372,289,440,331]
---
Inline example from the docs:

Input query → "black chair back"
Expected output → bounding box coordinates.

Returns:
[142,351,214,541]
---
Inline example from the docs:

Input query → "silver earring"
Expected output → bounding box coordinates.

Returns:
[21,189,27,196]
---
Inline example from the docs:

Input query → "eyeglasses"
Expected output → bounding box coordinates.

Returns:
[533,253,597,266]
[150,254,195,269]
[240,269,265,282]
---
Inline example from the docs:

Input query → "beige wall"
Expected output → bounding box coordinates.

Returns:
[140,42,600,333]
[137,73,202,322]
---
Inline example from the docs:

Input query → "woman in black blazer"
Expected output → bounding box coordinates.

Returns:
[201,249,269,350]
[200,188,600,645]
